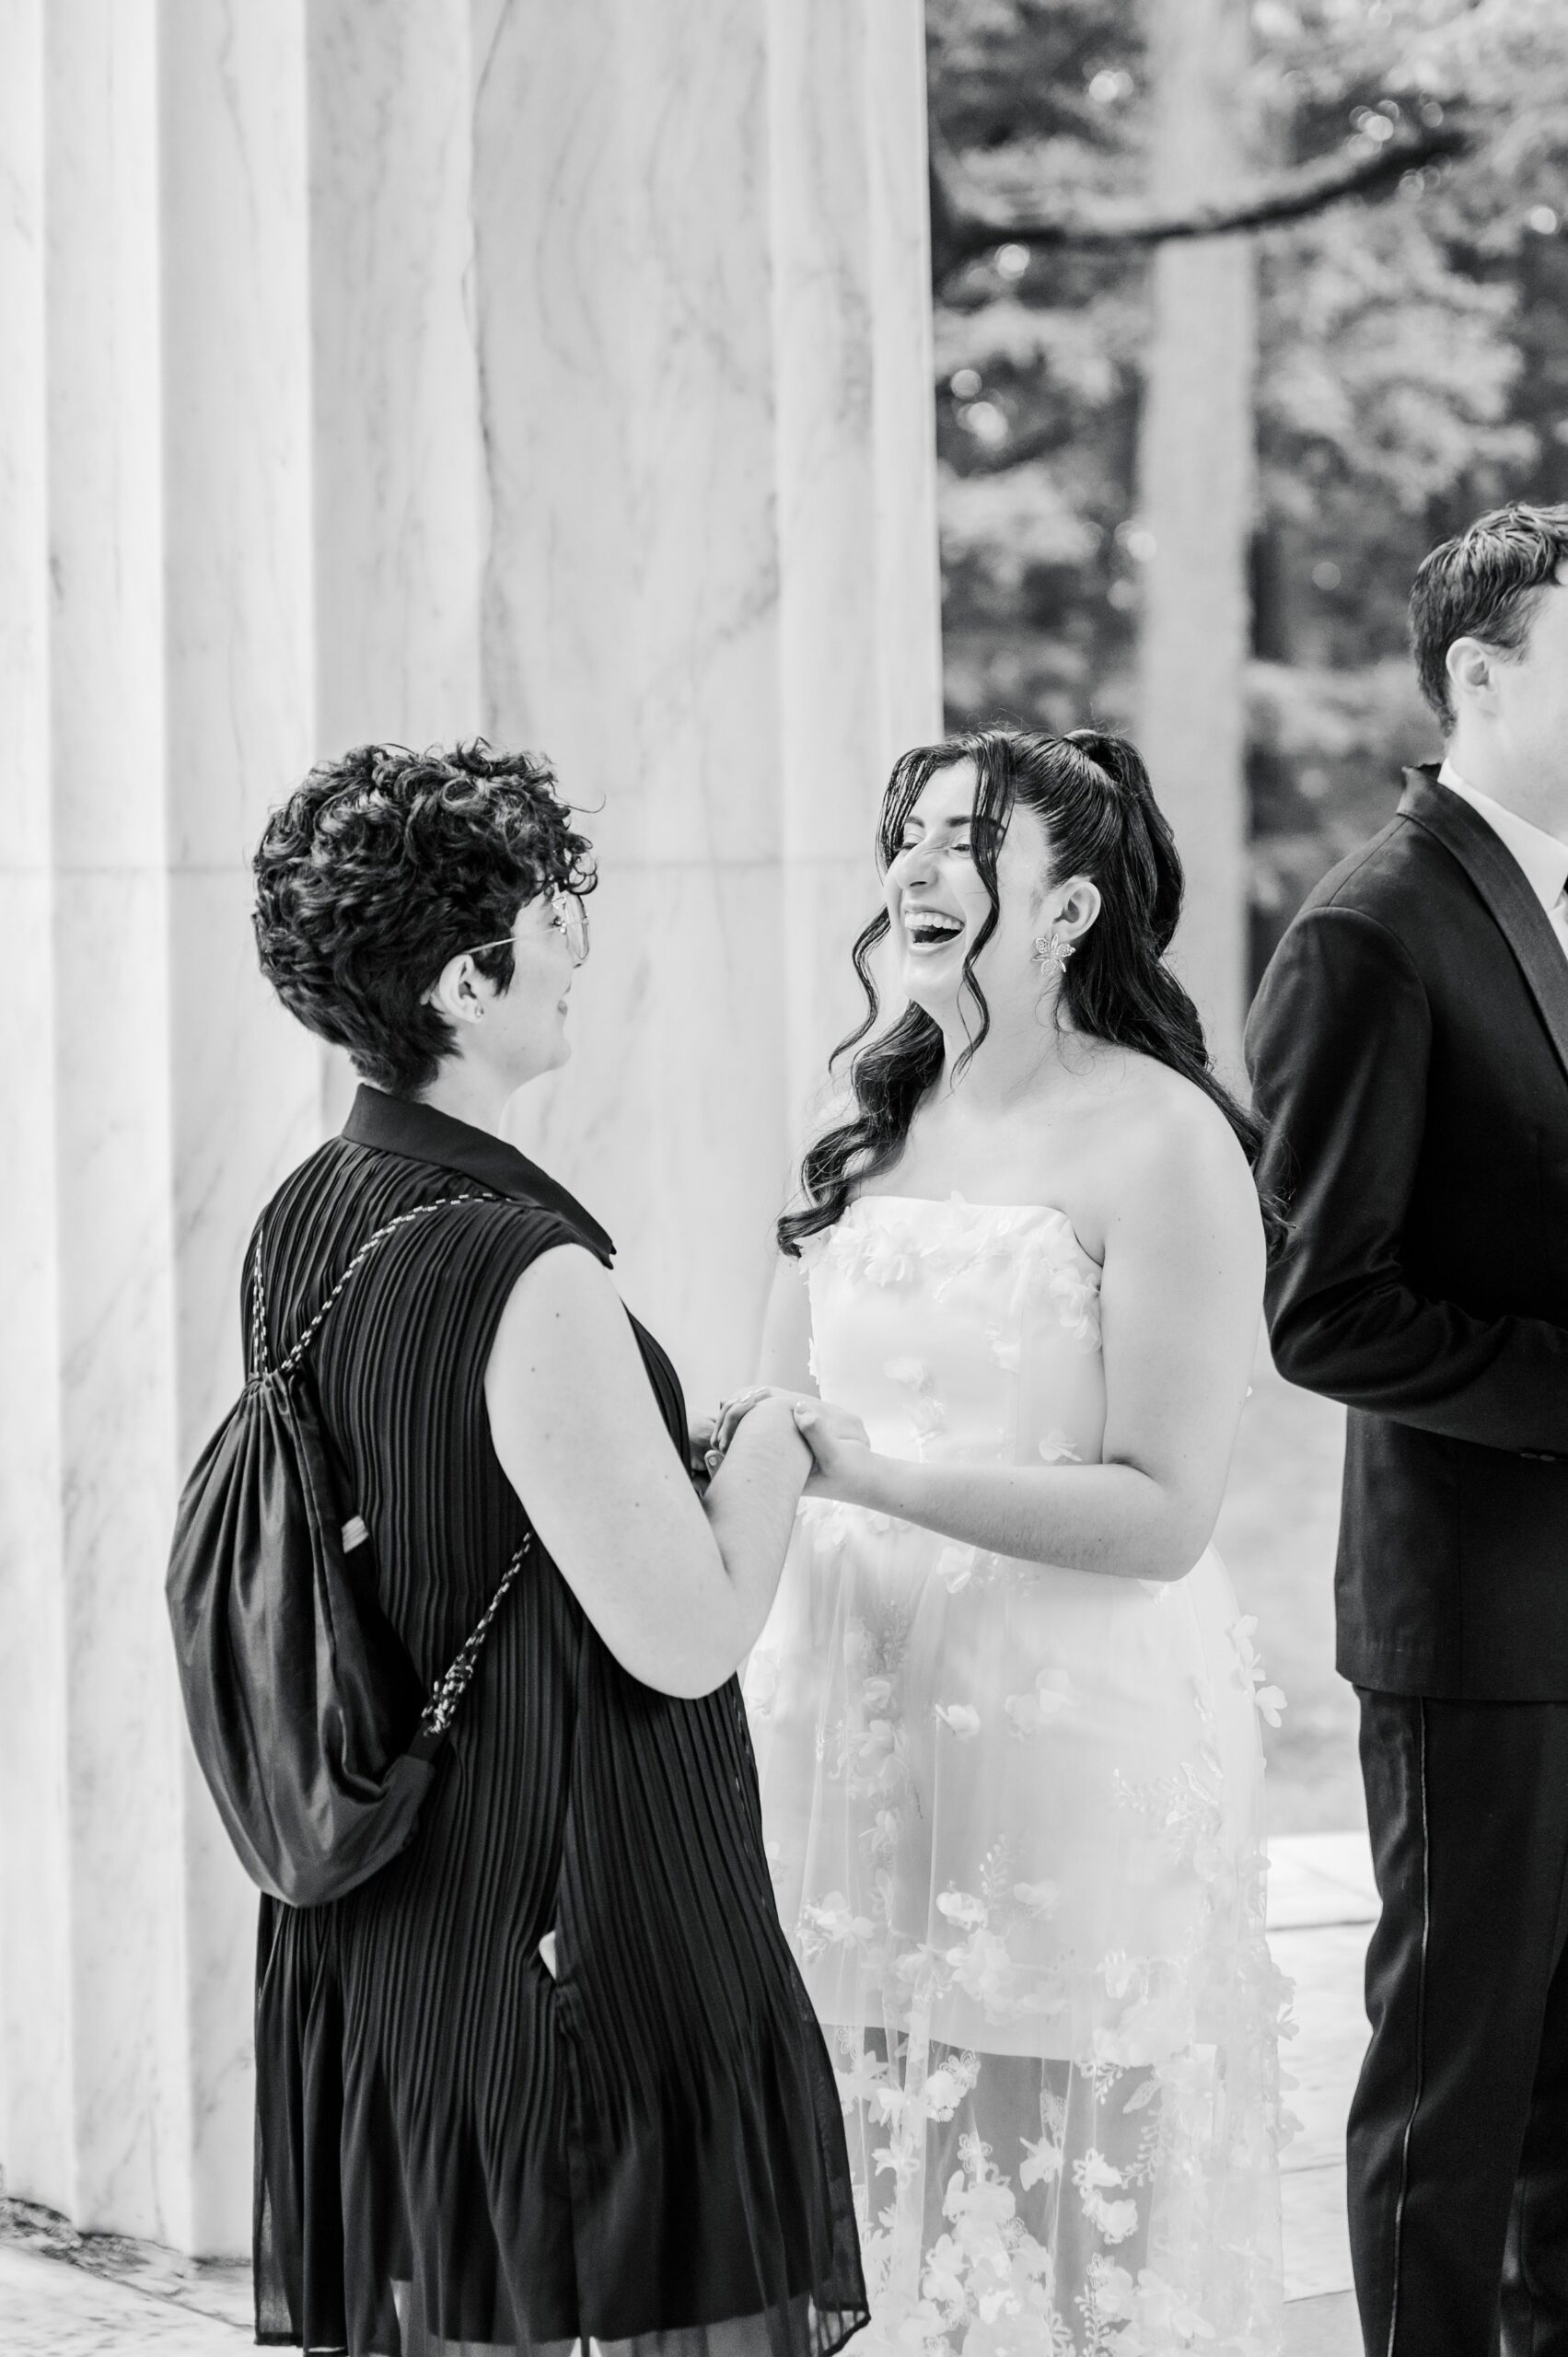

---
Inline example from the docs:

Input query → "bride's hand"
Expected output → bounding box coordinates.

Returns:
[703,1388,869,1494]
[792,1400,874,1501]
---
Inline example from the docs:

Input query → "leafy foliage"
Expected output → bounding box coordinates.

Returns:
[929,0,1568,978]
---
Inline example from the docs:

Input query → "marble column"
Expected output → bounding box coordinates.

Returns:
[0,0,939,2254]
[0,0,195,2248]
[308,0,485,756]
[484,0,942,1402]
[0,0,320,2254]
[160,0,323,2256]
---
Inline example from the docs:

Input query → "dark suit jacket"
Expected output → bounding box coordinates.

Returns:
[1245,766,1568,1698]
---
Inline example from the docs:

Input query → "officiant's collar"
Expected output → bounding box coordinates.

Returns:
[343,1084,615,1260]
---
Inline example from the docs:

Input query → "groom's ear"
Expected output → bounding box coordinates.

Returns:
[1446,634,1501,714]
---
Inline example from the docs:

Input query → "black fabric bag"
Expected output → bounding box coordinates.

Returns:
[166,1199,528,1909]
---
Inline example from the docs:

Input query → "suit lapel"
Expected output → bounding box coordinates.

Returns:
[1399,765,1568,1090]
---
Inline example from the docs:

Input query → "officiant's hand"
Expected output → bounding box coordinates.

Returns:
[705,1387,868,1489]
[706,1385,784,1469]
[688,1412,717,1490]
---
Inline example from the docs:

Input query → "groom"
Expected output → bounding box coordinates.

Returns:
[1246,503,1568,2356]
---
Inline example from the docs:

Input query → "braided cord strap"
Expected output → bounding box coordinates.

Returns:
[418,1535,533,1742]
[252,1193,481,1386]
[249,1186,532,1742]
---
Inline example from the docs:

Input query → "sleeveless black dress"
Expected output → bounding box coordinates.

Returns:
[250,1086,866,2357]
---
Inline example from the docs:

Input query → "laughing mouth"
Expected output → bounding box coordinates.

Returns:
[903,907,966,953]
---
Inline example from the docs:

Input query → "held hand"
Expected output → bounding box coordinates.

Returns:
[688,1412,717,1492]
[706,1385,785,1474]
[792,1400,874,1501]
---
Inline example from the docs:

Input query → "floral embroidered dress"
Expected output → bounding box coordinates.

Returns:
[744,1194,1294,2357]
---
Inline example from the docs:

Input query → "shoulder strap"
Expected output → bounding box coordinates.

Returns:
[250,1186,531,1746]
[250,1193,483,1384]
[414,1533,534,1749]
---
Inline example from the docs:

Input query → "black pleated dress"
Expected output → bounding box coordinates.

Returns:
[249,1086,866,2357]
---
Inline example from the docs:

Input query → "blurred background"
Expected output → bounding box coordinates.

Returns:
[926,0,1568,1840]
[931,0,1568,993]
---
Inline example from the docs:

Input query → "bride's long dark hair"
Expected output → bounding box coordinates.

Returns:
[776,726,1285,1258]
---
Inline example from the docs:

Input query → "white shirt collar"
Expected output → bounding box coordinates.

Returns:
[1437,759,1568,917]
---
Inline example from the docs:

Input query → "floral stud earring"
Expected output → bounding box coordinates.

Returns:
[1032,934,1076,978]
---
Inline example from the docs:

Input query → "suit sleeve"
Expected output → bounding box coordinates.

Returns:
[1245,901,1568,1452]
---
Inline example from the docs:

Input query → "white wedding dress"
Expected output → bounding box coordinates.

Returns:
[745,1194,1293,2357]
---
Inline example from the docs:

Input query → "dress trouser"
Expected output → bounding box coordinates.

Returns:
[1348,1690,1568,2357]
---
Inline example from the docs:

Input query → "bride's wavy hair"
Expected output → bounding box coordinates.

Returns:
[777,726,1285,1258]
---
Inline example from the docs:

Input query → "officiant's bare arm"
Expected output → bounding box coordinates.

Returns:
[485,1247,811,1696]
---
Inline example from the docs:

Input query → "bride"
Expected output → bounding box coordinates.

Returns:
[721,728,1293,2355]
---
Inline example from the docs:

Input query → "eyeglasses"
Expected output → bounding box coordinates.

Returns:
[462,891,590,969]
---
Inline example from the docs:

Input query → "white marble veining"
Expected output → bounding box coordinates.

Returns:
[0,0,74,2234]
[492,0,941,1405]
[0,0,940,2253]
[1,0,322,2259]
[308,0,485,753]
[769,0,943,1120]
[29,0,191,2254]
[162,3,324,2256]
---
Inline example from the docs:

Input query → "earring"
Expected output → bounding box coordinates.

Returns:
[1032,934,1075,978]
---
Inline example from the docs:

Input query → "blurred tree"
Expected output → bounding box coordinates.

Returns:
[928,0,1568,994]
[1136,0,1254,1058]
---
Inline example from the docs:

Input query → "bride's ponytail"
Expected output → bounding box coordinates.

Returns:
[1062,730,1182,954]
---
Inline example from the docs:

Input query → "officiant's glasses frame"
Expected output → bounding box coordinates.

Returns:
[462,890,590,969]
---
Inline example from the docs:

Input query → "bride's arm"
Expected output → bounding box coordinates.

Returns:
[797,1095,1264,1583]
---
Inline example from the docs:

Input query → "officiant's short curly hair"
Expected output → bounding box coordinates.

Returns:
[252,741,596,1097]
[1411,502,1568,728]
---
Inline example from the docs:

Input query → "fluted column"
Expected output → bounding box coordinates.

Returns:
[0,0,193,2247]
[0,0,77,2234]
[308,0,486,756]
[770,0,943,1124]
[487,0,941,1400]
[0,0,319,2254]
[0,0,938,2254]
[160,0,322,2253]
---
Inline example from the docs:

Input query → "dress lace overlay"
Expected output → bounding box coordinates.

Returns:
[745,1197,1294,2357]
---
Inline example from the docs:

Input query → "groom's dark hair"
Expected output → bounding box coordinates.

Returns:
[1411,501,1568,728]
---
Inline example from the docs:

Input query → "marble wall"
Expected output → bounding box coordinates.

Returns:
[485,0,941,1395]
[0,0,939,2257]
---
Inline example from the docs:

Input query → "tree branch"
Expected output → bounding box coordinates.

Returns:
[931,118,1470,285]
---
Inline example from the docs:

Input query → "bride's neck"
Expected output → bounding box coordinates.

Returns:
[933,998,1082,1114]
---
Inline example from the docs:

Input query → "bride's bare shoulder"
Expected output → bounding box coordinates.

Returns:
[1084,1050,1259,1221]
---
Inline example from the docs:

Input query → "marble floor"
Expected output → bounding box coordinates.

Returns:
[0,1831,1376,2354]
[1271,1830,1378,2355]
